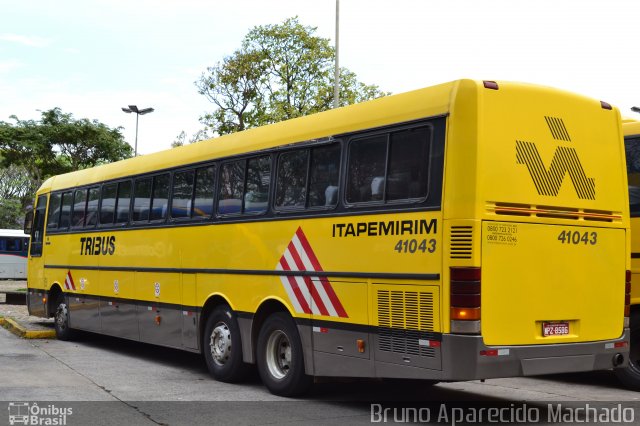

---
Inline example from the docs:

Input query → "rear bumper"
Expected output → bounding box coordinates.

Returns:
[440,329,630,380]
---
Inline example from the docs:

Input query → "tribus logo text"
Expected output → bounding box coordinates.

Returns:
[515,116,595,200]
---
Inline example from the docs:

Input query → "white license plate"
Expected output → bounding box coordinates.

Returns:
[542,322,569,337]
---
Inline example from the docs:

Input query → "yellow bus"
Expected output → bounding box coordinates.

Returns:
[619,120,640,389]
[25,80,630,396]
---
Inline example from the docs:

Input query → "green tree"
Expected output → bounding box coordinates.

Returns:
[0,108,132,192]
[196,17,389,135]
[0,198,23,229]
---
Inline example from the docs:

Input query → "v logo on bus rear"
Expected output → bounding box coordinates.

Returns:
[276,227,348,318]
[516,142,595,200]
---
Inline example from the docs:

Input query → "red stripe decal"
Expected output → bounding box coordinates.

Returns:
[295,228,348,318]
[288,241,329,316]
[279,258,312,314]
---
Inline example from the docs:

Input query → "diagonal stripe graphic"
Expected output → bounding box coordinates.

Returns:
[276,227,348,318]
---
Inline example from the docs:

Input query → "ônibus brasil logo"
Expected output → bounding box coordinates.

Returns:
[516,116,595,200]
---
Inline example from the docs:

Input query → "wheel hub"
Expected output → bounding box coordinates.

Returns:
[210,323,232,365]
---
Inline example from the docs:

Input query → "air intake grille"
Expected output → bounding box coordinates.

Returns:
[377,290,436,357]
[450,226,473,259]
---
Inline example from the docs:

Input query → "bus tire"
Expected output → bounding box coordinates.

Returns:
[53,294,75,341]
[615,312,640,390]
[256,312,312,396]
[203,305,249,383]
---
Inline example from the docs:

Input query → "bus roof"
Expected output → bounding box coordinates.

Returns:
[0,229,28,237]
[39,79,612,193]
[624,120,640,137]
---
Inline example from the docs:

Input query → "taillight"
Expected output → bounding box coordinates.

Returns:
[450,267,481,334]
[625,270,631,318]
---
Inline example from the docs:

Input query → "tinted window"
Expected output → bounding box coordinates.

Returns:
[193,166,215,218]
[346,135,387,203]
[71,189,87,228]
[85,187,100,228]
[171,170,195,219]
[46,193,62,229]
[218,161,245,215]
[245,156,271,214]
[99,184,117,225]
[346,126,431,204]
[276,150,308,209]
[308,144,341,208]
[150,174,170,221]
[626,136,640,216]
[387,127,430,201]
[59,192,73,229]
[31,195,47,256]
[133,178,152,222]
[115,181,132,224]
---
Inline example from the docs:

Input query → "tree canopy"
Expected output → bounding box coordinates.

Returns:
[0,108,133,226]
[196,17,389,135]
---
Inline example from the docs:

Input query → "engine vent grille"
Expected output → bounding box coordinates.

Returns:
[377,290,436,357]
[450,226,473,259]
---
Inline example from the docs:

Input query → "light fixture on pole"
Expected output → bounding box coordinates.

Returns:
[632,106,640,114]
[121,105,154,156]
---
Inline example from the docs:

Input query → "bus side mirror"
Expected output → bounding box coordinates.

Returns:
[24,210,33,235]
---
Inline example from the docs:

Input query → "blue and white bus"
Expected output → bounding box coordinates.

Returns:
[0,229,29,279]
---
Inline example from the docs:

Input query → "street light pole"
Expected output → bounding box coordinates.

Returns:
[121,105,154,156]
[333,0,340,109]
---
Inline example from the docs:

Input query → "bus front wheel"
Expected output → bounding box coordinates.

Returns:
[256,312,312,396]
[53,294,75,341]
[203,305,249,382]
[615,312,640,390]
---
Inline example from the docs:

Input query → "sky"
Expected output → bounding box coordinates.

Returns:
[0,0,638,155]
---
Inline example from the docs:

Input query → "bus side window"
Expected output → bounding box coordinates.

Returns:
[133,178,152,222]
[59,191,73,230]
[171,170,195,219]
[308,144,341,208]
[346,135,387,203]
[150,174,170,221]
[46,193,62,230]
[115,181,132,224]
[0,238,6,251]
[387,127,430,201]
[99,183,117,225]
[244,156,271,214]
[193,166,215,219]
[218,161,245,215]
[71,188,88,228]
[625,136,640,215]
[85,187,100,228]
[276,150,308,209]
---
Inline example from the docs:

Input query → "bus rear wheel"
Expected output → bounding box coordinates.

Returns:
[615,313,640,390]
[256,312,312,396]
[53,294,75,341]
[203,305,249,382]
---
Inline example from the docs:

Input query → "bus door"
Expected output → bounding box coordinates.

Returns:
[27,194,48,317]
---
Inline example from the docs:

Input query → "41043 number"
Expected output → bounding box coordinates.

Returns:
[557,230,597,245]
[394,239,436,254]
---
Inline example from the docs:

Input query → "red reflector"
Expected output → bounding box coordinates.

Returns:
[625,305,631,317]
[429,340,441,348]
[626,282,632,294]
[451,281,481,294]
[451,293,481,308]
[480,349,498,356]
[615,341,629,348]
[626,270,632,283]
[483,81,499,90]
[450,267,481,281]
[625,294,631,306]
[600,101,612,110]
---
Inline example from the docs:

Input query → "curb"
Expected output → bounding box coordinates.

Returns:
[0,317,56,339]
